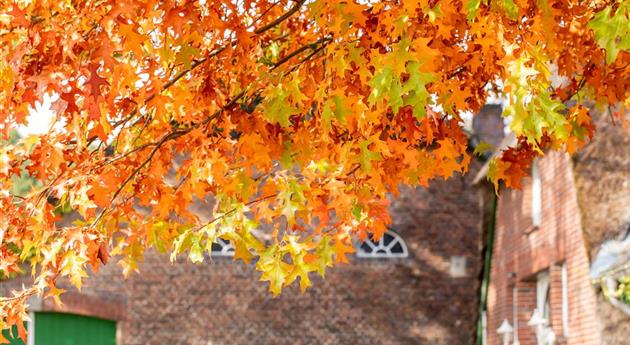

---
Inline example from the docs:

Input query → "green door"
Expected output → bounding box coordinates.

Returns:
[34,313,116,345]
[1,313,116,345]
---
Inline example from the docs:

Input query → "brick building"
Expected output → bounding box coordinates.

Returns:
[2,111,497,344]
[4,105,627,345]
[480,107,630,345]
[482,150,601,345]
[2,178,483,345]
[572,107,630,345]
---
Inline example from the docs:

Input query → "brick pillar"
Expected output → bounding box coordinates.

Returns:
[515,282,537,345]
[549,264,566,343]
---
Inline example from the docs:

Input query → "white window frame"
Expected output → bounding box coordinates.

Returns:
[535,270,556,345]
[531,158,542,227]
[355,230,408,259]
[536,271,550,322]
[27,311,34,345]
[561,263,570,337]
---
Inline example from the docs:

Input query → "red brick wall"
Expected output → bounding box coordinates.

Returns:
[573,107,630,345]
[1,172,483,345]
[487,152,601,345]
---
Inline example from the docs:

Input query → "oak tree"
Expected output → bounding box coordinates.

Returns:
[0,0,628,341]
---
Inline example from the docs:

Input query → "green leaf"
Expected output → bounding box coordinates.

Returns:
[188,239,204,264]
[148,221,170,253]
[500,0,518,19]
[257,245,290,296]
[263,84,300,127]
[465,0,482,21]
[276,177,307,228]
[260,259,289,296]
[473,140,495,157]
[280,141,295,168]
[351,202,363,220]
[486,158,501,193]
[506,88,568,147]
[175,45,201,69]
[403,62,435,119]
[358,139,381,173]
[314,236,335,277]
[388,78,404,114]
[321,95,350,130]
[321,98,334,130]
[368,67,394,107]
[171,229,193,261]
[589,3,630,64]
[285,252,315,292]
[524,90,568,143]
[368,44,434,117]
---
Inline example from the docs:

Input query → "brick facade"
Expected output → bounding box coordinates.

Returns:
[573,108,630,345]
[486,151,601,345]
[1,173,483,345]
[6,105,625,345]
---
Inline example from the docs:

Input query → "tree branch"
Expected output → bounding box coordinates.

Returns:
[254,0,306,34]
[29,4,318,230]
[251,1,282,27]
[195,193,278,231]
[80,0,307,149]
[90,129,187,227]
[271,36,332,71]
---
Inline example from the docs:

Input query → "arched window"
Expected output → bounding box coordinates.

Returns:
[210,238,235,257]
[356,230,408,259]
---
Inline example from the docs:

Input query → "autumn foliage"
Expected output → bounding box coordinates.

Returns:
[0,0,629,341]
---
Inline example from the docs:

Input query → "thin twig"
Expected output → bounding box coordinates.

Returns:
[285,39,330,75]
[195,193,278,230]
[254,0,305,34]
[271,36,332,71]
[608,104,617,126]
[90,130,187,227]
[251,0,282,26]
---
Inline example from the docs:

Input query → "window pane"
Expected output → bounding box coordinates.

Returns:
[382,234,394,246]
[391,242,403,254]
[355,230,408,258]
[360,242,373,253]
[210,242,223,252]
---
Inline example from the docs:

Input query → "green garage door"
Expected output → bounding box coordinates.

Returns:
[2,313,116,345]
[35,313,115,345]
